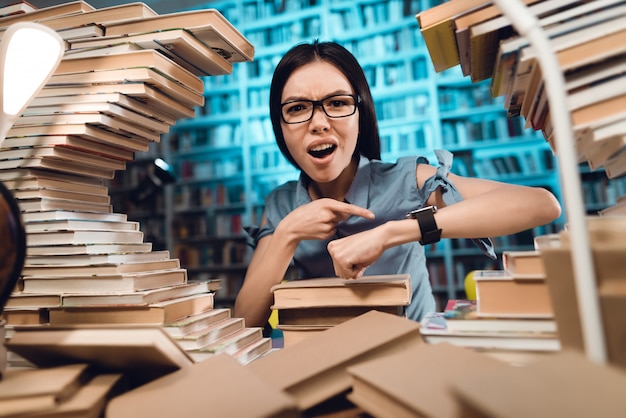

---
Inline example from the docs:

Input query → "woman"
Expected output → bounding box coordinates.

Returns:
[234,40,561,327]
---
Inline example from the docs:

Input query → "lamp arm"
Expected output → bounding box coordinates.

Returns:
[492,0,606,364]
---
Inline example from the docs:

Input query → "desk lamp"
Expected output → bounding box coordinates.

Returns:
[0,22,64,368]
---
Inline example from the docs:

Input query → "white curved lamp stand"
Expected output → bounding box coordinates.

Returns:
[493,0,606,364]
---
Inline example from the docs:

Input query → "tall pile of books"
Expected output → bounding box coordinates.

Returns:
[0,1,270,366]
[417,0,626,370]
[417,0,626,215]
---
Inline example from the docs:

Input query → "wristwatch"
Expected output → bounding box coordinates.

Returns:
[406,205,442,245]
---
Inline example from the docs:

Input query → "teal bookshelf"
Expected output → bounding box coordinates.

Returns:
[106,0,626,310]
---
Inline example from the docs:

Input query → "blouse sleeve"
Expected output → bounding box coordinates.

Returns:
[420,149,497,260]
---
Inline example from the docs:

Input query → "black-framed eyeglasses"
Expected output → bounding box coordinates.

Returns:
[280,94,361,124]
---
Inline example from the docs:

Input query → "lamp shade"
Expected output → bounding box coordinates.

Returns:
[0,21,64,144]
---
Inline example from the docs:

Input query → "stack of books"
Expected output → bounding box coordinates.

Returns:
[537,216,626,370]
[420,249,560,353]
[346,342,626,417]
[271,274,411,347]
[0,362,124,418]
[0,0,269,366]
[416,0,626,210]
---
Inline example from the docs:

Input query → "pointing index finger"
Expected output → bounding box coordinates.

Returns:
[335,201,375,220]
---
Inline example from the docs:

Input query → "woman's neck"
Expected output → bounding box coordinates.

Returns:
[308,157,359,201]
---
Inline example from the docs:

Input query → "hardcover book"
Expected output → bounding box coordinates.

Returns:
[106,354,298,418]
[347,342,512,418]
[442,299,557,334]
[473,270,554,317]
[102,8,255,64]
[47,292,213,325]
[5,325,195,378]
[0,363,90,417]
[270,274,412,309]
[248,310,423,410]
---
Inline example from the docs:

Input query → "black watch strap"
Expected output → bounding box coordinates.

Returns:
[406,206,443,245]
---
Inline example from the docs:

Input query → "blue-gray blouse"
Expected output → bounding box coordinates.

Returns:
[245,150,495,321]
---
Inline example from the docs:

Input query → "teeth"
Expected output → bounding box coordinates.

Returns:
[310,144,333,152]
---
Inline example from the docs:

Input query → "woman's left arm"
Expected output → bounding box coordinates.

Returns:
[327,164,562,278]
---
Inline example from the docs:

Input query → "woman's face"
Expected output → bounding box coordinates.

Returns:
[280,61,359,184]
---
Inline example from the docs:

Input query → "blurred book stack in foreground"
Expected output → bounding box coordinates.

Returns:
[0,0,270,367]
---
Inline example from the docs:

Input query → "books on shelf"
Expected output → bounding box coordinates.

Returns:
[101,8,255,64]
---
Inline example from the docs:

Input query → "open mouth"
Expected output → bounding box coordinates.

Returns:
[308,143,337,159]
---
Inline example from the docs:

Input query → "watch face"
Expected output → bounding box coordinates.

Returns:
[407,206,437,218]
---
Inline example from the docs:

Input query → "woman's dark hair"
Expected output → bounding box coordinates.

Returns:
[269,40,381,169]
